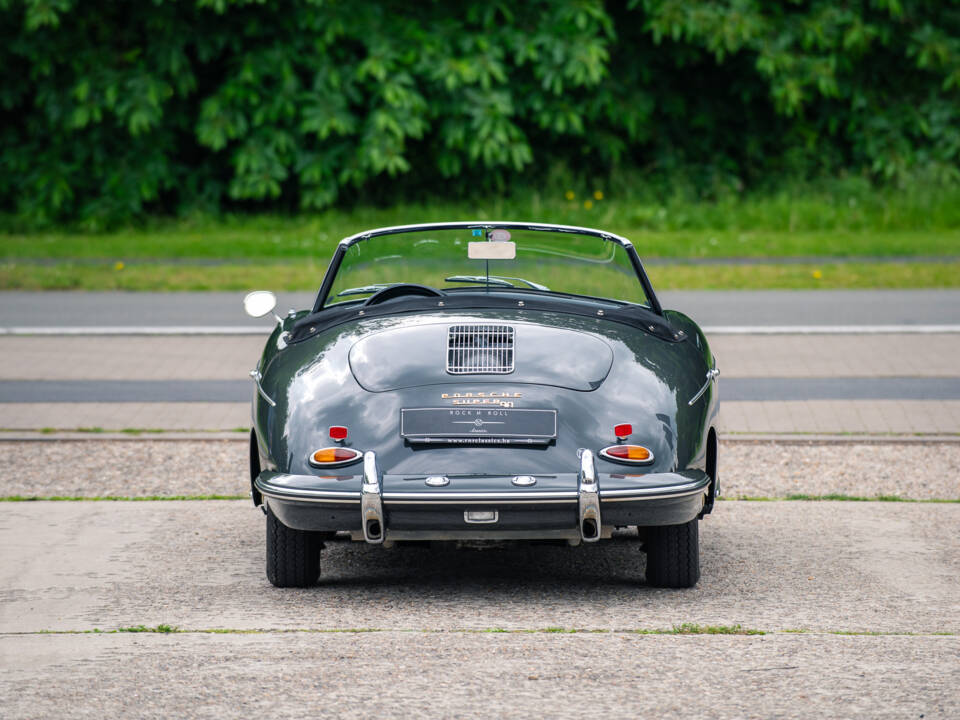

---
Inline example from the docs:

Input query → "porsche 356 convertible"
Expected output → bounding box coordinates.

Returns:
[245,222,719,588]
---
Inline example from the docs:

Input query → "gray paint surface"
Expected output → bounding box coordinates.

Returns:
[3,377,959,402]
[2,289,959,327]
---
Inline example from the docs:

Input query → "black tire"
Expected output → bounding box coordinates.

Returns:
[644,518,700,588]
[265,505,322,588]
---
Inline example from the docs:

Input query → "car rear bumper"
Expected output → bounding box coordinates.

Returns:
[254,450,711,543]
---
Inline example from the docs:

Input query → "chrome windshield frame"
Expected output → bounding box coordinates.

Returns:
[312,221,662,315]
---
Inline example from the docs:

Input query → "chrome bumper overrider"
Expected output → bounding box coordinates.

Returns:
[577,448,601,542]
[360,451,384,544]
[254,450,710,544]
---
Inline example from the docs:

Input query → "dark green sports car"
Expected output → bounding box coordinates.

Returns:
[245,222,719,588]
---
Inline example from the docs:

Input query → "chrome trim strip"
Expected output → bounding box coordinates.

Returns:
[688,366,720,406]
[382,491,577,501]
[258,484,707,505]
[384,529,582,542]
[258,482,708,505]
[577,448,601,543]
[361,451,384,544]
[259,488,360,504]
[254,475,362,503]
[600,486,709,502]
[248,369,276,407]
[384,498,575,506]
[338,221,634,249]
[261,487,360,499]
[600,478,709,497]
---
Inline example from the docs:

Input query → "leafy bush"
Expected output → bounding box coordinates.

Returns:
[1,0,958,227]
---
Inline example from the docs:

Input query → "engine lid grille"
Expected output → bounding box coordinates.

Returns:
[446,324,515,374]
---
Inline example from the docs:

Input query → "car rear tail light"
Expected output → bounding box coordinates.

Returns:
[599,444,654,465]
[329,425,348,441]
[614,423,632,440]
[309,447,362,467]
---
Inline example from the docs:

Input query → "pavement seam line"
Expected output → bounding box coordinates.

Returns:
[4,628,957,637]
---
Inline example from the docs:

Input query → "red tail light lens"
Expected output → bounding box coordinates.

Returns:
[329,425,348,440]
[309,447,362,467]
[599,444,654,465]
[614,423,632,439]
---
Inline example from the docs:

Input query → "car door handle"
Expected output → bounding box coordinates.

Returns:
[688,367,719,406]
[249,369,277,407]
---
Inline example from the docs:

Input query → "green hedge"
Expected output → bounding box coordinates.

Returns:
[1,0,958,227]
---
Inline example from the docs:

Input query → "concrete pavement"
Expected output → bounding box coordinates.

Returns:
[1,501,957,634]
[1,499,957,718]
[2,632,956,719]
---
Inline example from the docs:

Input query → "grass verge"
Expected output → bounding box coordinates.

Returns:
[722,494,960,503]
[2,260,957,291]
[3,179,960,260]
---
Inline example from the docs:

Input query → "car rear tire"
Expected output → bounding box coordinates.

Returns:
[644,518,700,588]
[265,505,322,587]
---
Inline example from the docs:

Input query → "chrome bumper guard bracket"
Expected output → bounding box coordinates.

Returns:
[360,451,384,544]
[577,448,601,542]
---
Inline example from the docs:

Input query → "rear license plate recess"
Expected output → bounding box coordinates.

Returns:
[400,407,557,445]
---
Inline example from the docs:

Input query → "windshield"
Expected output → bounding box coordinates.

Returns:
[324,228,650,307]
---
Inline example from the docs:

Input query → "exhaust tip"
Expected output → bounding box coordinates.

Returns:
[581,518,598,539]
[366,519,382,539]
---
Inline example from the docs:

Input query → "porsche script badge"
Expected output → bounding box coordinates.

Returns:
[441,391,522,408]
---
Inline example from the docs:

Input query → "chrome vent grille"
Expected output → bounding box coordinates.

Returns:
[446,325,515,374]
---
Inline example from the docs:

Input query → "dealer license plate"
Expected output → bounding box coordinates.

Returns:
[400,408,558,445]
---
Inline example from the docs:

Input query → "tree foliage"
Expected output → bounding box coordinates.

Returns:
[1,0,958,226]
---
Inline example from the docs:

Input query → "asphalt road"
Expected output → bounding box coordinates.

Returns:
[1,500,957,718]
[2,289,959,328]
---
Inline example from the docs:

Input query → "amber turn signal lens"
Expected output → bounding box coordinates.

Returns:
[600,444,654,464]
[309,447,362,466]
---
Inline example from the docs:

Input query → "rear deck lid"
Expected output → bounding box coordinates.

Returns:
[349,321,613,392]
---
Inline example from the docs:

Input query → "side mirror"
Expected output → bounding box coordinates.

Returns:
[243,290,278,319]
